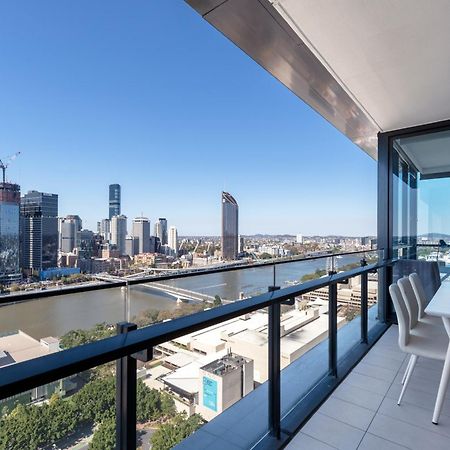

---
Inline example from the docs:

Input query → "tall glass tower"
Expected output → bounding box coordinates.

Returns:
[109,184,121,219]
[21,191,58,269]
[221,192,238,260]
[0,182,21,282]
[155,218,168,245]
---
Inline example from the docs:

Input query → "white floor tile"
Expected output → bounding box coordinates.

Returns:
[318,396,375,431]
[302,412,365,449]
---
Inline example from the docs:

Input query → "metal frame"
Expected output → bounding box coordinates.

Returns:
[378,118,450,323]
[0,249,374,306]
[0,259,392,450]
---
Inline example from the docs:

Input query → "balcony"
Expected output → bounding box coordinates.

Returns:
[1,1,450,449]
[0,252,388,449]
[288,324,450,450]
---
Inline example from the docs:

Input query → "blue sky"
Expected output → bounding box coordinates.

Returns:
[0,1,377,236]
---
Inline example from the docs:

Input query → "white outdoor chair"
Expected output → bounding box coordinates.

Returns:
[397,276,446,384]
[409,272,442,325]
[389,283,447,405]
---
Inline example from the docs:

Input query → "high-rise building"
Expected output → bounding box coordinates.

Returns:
[20,202,42,272]
[58,216,82,254]
[238,235,245,253]
[100,218,111,241]
[0,183,21,282]
[132,217,150,254]
[221,192,238,260]
[111,215,127,255]
[108,184,121,220]
[155,218,166,245]
[168,226,178,255]
[125,235,139,257]
[155,218,168,245]
[296,234,304,244]
[21,191,58,268]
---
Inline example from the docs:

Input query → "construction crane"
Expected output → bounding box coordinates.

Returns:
[0,152,21,183]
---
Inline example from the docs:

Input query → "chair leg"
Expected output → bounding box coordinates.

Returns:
[398,354,417,405]
[401,355,414,385]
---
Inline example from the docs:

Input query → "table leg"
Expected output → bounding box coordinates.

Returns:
[432,317,450,424]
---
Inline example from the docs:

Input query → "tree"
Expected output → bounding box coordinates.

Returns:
[136,382,161,422]
[150,413,203,450]
[160,392,176,417]
[259,252,273,260]
[72,376,115,423]
[45,394,78,442]
[89,417,116,450]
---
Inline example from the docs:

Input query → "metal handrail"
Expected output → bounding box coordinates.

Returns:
[0,260,384,401]
[0,248,377,305]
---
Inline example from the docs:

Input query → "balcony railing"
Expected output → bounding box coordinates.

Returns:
[0,250,389,449]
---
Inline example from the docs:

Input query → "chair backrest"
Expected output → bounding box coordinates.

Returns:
[389,283,410,349]
[395,259,441,300]
[398,277,419,328]
[409,272,428,318]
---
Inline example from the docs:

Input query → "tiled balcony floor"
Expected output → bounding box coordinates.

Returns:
[287,325,450,450]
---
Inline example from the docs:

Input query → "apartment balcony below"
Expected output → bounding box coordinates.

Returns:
[287,324,450,450]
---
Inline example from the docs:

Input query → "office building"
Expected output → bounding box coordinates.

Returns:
[0,182,21,282]
[111,215,127,255]
[238,235,245,253]
[296,234,304,244]
[79,229,96,259]
[21,191,58,269]
[149,235,160,254]
[59,217,77,254]
[197,352,254,421]
[221,192,238,260]
[154,218,168,245]
[108,184,121,220]
[132,217,150,254]
[168,226,178,255]
[100,218,111,241]
[125,235,139,257]
[20,202,42,272]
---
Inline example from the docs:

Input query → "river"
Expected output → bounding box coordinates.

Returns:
[0,255,363,339]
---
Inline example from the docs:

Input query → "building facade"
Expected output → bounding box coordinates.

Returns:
[168,226,178,255]
[21,191,58,269]
[221,192,238,260]
[0,183,21,283]
[20,202,42,272]
[111,215,127,255]
[108,184,121,220]
[155,218,168,245]
[132,217,150,254]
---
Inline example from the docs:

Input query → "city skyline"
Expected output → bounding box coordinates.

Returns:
[0,1,377,237]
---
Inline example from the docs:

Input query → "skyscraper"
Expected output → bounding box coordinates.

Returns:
[111,215,127,255]
[132,217,150,254]
[100,218,111,241]
[20,202,42,272]
[168,226,178,255]
[221,192,239,260]
[108,184,121,219]
[58,216,82,254]
[21,191,58,268]
[155,218,168,245]
[0,182,21,282]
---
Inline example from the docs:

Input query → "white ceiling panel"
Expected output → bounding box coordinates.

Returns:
[272,0,450,132]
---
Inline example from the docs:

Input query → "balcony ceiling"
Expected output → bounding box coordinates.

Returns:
[186,0,450,160]
[397,130,450,178]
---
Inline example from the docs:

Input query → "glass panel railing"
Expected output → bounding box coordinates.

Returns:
[0,287,126,353]
[141,308,269,449]
[0,363,116,450]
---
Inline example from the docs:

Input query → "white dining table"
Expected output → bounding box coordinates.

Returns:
[425,280,450,424]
